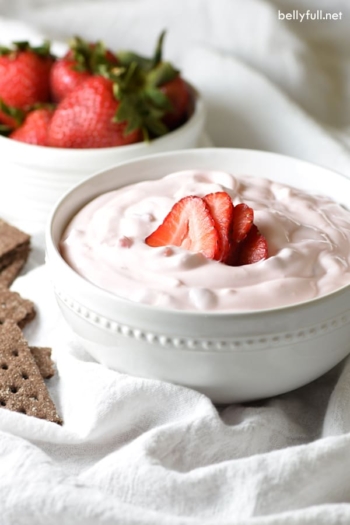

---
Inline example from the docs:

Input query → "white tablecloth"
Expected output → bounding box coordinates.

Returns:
[1,1,350,524]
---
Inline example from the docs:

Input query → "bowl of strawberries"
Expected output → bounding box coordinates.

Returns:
[46,148,350,403]
[0,34,205,228]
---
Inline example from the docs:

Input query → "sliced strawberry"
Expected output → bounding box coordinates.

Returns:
[232,203,254,242]
[203,192,234,262]
[145,196,220,260]
[235,224,268,265]
[225,203,254,265]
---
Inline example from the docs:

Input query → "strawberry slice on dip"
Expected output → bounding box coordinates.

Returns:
[234,224,268,266]
[231,203,254,243]
[145,191,268,266]
[226,202,254,265]
[145,195,221,260]
[203,191,234,262]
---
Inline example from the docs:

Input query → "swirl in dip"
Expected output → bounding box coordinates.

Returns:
[60,170,350,311]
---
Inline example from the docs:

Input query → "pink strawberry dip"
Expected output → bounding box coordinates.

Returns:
[60,170,350,311]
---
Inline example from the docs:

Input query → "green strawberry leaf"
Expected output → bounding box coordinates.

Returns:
[32,40,51,57]
[143,114,169,137]
[13,40,51,57]
[123,61,140,90]
[69,36,117,74]
[12,41,31,51]
[0,40,51,57]
[29,102,56,111]
[144,87,173,111]
[69,36,90,72]
[90,41,117,72]
[147,62,179,88]
[114,98,141,126]
[0,124,12,136]
[0,46,12,56]
[0,99,25,125]
[117,30,167,72]
[107,32,183,141]
[116,51,153,70]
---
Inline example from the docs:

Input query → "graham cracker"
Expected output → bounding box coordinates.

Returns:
[0,257,27,288]
[0,219,30,272]
[30,347,55,379]
[0,285,36,328]
[0,321,61,424]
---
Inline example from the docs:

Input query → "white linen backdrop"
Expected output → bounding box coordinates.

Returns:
[1,1,350,523]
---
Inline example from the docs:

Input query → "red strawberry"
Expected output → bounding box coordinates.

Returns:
[160,76,191,130]
[50,37,118,102]
[232,203,254,242]
[112,31,191,138]
[47,76,142,149]
[225,203,254,265]
[0,42,53,125]
[145,196,220,260]
[204,192,234,261]
[150,32,190,130]
[10,107,53,146]
[50,57,91,103]
[235,225,268,265]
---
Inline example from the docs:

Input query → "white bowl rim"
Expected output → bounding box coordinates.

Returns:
[0,82,204,156]
[46,147,350,318]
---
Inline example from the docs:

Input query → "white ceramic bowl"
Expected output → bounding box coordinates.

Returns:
[46,148,350,403]
[0,87,205,229]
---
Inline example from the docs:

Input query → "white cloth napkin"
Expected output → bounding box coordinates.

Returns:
[3,265,350,525]
[1,1,350,523]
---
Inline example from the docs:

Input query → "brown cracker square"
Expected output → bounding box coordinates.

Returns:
[0,220,30,272]
[0,257,27,288]
[0,320,61,424]
[0,284,36,328]
[30,347,55,379]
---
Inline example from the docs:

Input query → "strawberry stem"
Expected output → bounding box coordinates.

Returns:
[151,30,166,67]
[117,30,167,72]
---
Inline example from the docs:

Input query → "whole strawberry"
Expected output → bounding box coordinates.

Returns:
[0,41,53,125]
[50,37,118,102]
[47,76,142,148]
[160,76,191,130]
[10,107,53,146]
[115,31,192,137]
